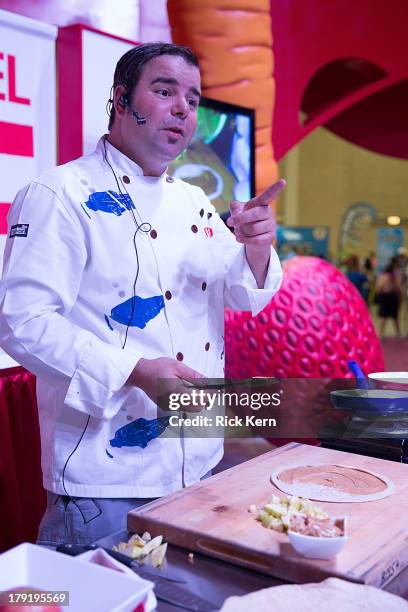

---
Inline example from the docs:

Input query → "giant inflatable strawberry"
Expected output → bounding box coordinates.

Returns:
[225,256,384,379]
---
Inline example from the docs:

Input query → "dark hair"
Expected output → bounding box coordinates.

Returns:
[345,254,360,272]
[107,42,199,130]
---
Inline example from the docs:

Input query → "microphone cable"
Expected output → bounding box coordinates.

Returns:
[59,415,99,524]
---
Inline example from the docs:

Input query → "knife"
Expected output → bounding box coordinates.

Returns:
[56,543,184,583]
[56,544,218,611]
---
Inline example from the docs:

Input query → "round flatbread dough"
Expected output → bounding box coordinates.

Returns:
[271,464,394,502]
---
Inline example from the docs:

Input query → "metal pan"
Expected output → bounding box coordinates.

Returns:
[330,388,408,414]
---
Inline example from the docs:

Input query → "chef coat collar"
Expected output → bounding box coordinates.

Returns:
[97,135,168,182]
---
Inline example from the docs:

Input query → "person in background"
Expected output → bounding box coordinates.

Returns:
[363,251,377,274]
[345,254,369,302]
[375,258,402,337]
[394,248,408,296]
[395,248,408,334]
[363,251,377,305]
[280,244,301,261]
[0,43,284,546]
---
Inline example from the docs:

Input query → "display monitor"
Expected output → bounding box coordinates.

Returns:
[168,97,255,214]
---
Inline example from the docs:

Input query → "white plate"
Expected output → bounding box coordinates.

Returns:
[368,372,408,385]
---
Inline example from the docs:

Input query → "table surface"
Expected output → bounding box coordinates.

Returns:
[0,351,19,370]
[95,529,408,611]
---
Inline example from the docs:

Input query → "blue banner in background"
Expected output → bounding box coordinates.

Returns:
[276,226,329,259]
[376,228,404,272]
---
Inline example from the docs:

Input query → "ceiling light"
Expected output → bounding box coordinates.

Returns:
[387,215,401,226]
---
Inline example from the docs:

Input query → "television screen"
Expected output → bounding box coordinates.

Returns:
[168,97,255,213]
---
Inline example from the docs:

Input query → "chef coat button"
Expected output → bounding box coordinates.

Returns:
[150,229,158,239]
[176,352,184,361]
[201,282,207,291]
[205,342,210,351]
[199,208,204,217]
[207,212,212,219]
[191,225,198,233]
[122,175,130,184]
[165,290,172,300]
[166,176,174,183]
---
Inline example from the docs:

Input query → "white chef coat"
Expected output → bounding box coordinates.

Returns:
[0,137,282,497]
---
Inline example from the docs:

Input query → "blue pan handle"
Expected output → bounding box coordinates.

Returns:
[348,360,371,389]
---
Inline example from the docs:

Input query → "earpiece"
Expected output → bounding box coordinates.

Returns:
[114,94,146,125]
[117,92,147,125]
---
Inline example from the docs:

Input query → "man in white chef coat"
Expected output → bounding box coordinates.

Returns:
[0,43,284,546]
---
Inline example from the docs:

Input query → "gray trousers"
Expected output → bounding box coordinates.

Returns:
[37,471,212,547]
[36,493,155,547]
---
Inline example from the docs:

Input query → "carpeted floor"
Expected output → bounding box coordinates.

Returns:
[373,296,407,370]
[382,337,408,371]
[368,300,407,370]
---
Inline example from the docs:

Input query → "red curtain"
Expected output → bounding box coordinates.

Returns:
[0,367,46,552]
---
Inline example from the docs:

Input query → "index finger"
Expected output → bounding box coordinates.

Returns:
[246,178,287,209]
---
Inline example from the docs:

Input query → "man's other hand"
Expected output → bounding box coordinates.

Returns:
[227,179,286,287]
[227,178,286,248]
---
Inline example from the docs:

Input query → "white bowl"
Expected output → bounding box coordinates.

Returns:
[288,517,347,559]
[368,372,408,390]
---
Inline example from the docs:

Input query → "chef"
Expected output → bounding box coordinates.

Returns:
[0,42,284,546]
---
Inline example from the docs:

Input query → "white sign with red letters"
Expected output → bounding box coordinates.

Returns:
[0,9,57,254]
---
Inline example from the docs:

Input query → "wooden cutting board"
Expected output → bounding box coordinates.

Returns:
[128,443,408,588]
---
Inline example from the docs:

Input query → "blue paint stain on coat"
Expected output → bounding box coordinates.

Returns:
[84,191,135,216]
[106,449,114,458]
[110,295,164,329]
[110,417,170,449]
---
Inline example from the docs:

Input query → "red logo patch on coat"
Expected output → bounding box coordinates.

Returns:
[204,227,213,238]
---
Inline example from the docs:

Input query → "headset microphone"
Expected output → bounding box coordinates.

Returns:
[119,95,146,125]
